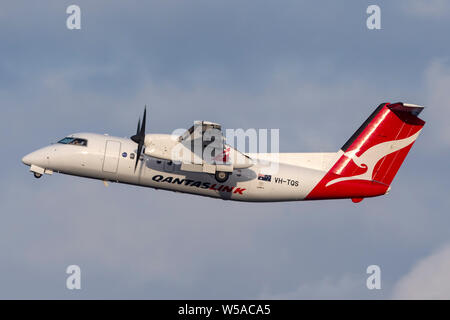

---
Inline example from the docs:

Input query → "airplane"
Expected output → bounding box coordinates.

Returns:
[22,102,425,203]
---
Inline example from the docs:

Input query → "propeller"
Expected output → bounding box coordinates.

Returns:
[131,106,147,171]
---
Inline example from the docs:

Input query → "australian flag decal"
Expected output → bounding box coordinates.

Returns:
[258,174,272,182]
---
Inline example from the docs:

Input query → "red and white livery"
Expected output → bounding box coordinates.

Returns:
[22,102,425,202]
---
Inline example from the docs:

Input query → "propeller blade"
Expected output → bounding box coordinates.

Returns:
[131,116,142,144]
[131,106,148,172]
[135,142,143,172]
[130,134,140,144]
[140,106,146,136]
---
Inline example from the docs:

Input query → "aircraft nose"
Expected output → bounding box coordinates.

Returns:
[22,149,49,167]
[22,152,33,166]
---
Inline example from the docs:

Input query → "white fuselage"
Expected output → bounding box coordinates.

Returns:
[22,133,338,202]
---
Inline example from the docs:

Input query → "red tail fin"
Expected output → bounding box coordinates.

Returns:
[306,102,425,201]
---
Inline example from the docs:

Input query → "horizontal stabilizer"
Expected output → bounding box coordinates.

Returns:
[388,102,424,116]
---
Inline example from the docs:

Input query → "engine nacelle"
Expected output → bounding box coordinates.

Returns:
[144,134,179,161]
[143,133,253,173]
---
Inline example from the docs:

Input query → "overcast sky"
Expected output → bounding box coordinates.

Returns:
[1,0,450,299]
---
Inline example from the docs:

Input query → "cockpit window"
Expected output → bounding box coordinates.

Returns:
[58,137,88,146]
[72,138,87,146]
[58,137,74,144]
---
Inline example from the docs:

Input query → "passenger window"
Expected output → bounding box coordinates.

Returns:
[130,153,135,159]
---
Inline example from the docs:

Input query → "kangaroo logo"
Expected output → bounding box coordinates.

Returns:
[326,130,422,187]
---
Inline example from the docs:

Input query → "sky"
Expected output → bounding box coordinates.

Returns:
[1,0,450,299]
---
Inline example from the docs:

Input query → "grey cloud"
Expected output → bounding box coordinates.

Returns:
[400,0,450,19]
[392,244,450,299]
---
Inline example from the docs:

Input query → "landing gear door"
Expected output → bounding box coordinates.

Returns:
[103,140,121,173]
